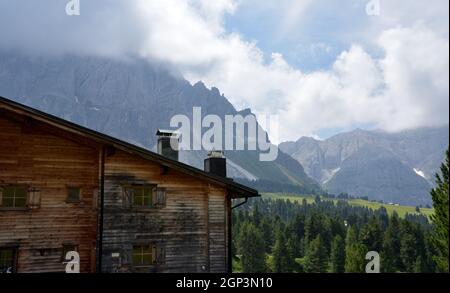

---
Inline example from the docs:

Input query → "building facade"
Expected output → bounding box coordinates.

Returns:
[0,96,258,273]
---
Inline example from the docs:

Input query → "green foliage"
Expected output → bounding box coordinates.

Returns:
[360,217,383,252]
[236,221,266,273]
[304,235,329,273]
[381,212,401,272]
[345,228,367,273]
[272,228,291,273]
[263,193,434,218]
[233,196,436,273]
[430,148,449,272]
[344,243,367,273]
[260,216,274,253]
[330,235,346,273]
[286,236,299,272]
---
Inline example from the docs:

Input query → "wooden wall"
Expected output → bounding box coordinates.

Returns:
[208,188,228,273]
[102,149,229,273]
[0,108,230,273]
[0,115,99,273]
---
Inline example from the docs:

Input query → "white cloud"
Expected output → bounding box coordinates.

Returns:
[377,24,449,131]
[0,0,448,143]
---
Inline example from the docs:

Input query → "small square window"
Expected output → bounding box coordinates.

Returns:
[67,188,81,203]
[125,186,153,208]
[132,245,153,266]
[0,186,27,208]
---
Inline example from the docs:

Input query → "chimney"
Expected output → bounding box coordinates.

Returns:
[204,151,227,178]
[156,129,179,161]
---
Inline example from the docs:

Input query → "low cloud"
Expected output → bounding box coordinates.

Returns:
[0,0,448,142]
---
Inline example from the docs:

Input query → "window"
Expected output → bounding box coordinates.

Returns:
[124,186,153,208]
[0,186,27,208]
[66,187,81,203]
[123,186,166,208]
[0,248,17,273]
[132,245,153,266]
[132,244,165,267]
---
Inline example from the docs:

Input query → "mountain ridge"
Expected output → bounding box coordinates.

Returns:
[0,50,321,194]
[280,126,449,205]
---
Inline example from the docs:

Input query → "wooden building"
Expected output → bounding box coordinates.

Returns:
[0,96,258,273]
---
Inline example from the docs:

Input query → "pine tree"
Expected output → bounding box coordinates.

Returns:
[304,235,328,273]
[237,221,266,273]
[291,214,306,241]
[253,201,262,227]
[381,212,401,272]
[260,216,274,253]
[305,212,323,245]
[286,236,298,272]
[331,234,345,273]
[399,221,417,272]
[360,216,383,252]
[345,227,367,273]
[430,149,449,273]
[272,228,290,273]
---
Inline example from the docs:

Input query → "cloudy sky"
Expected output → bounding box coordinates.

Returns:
[0,0,448,142]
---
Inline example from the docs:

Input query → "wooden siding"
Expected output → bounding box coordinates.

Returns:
[0,100,234,273]
[0,116,99,273]
[208,188,228,273]
[102,149,229,273]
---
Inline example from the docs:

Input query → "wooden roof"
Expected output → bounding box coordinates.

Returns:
[0,96,259,199]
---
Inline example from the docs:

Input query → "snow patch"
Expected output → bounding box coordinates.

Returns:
[322,167,341,184]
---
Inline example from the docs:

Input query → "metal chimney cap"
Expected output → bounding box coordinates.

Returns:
[156,129,180,138]
[207,150,224,158]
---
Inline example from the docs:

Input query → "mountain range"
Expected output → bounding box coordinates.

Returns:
[279,127,449,206]
[0,51,320,194]
[1,51,447,206]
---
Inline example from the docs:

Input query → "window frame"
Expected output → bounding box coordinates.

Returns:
[132,244,154,267]
[66,186,82,203]
[122,184,167,210]
[0,246,18,273]
[0,185,29,210]
[123,185,155,209]
[131,243,165,269]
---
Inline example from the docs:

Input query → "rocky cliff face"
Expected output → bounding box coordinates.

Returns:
[280,127,449,205]
[0,51,320,193]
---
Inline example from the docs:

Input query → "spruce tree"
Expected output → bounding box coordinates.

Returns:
[260,216,274,253]
[360,217,382,252]
[399,221,417,272]
[345,227,367,273]
[430,149,449,273]
[331,234,346,273]
[272,228,289,273]
[237,221,266,273]
[304,235,328,273]
[253,202,262,227]
[381,212,401,272]
[286,236,298,272]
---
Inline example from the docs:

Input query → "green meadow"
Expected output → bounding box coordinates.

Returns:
[262,193,434,218]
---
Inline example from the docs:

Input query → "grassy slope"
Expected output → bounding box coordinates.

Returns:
[262,193,434,218]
